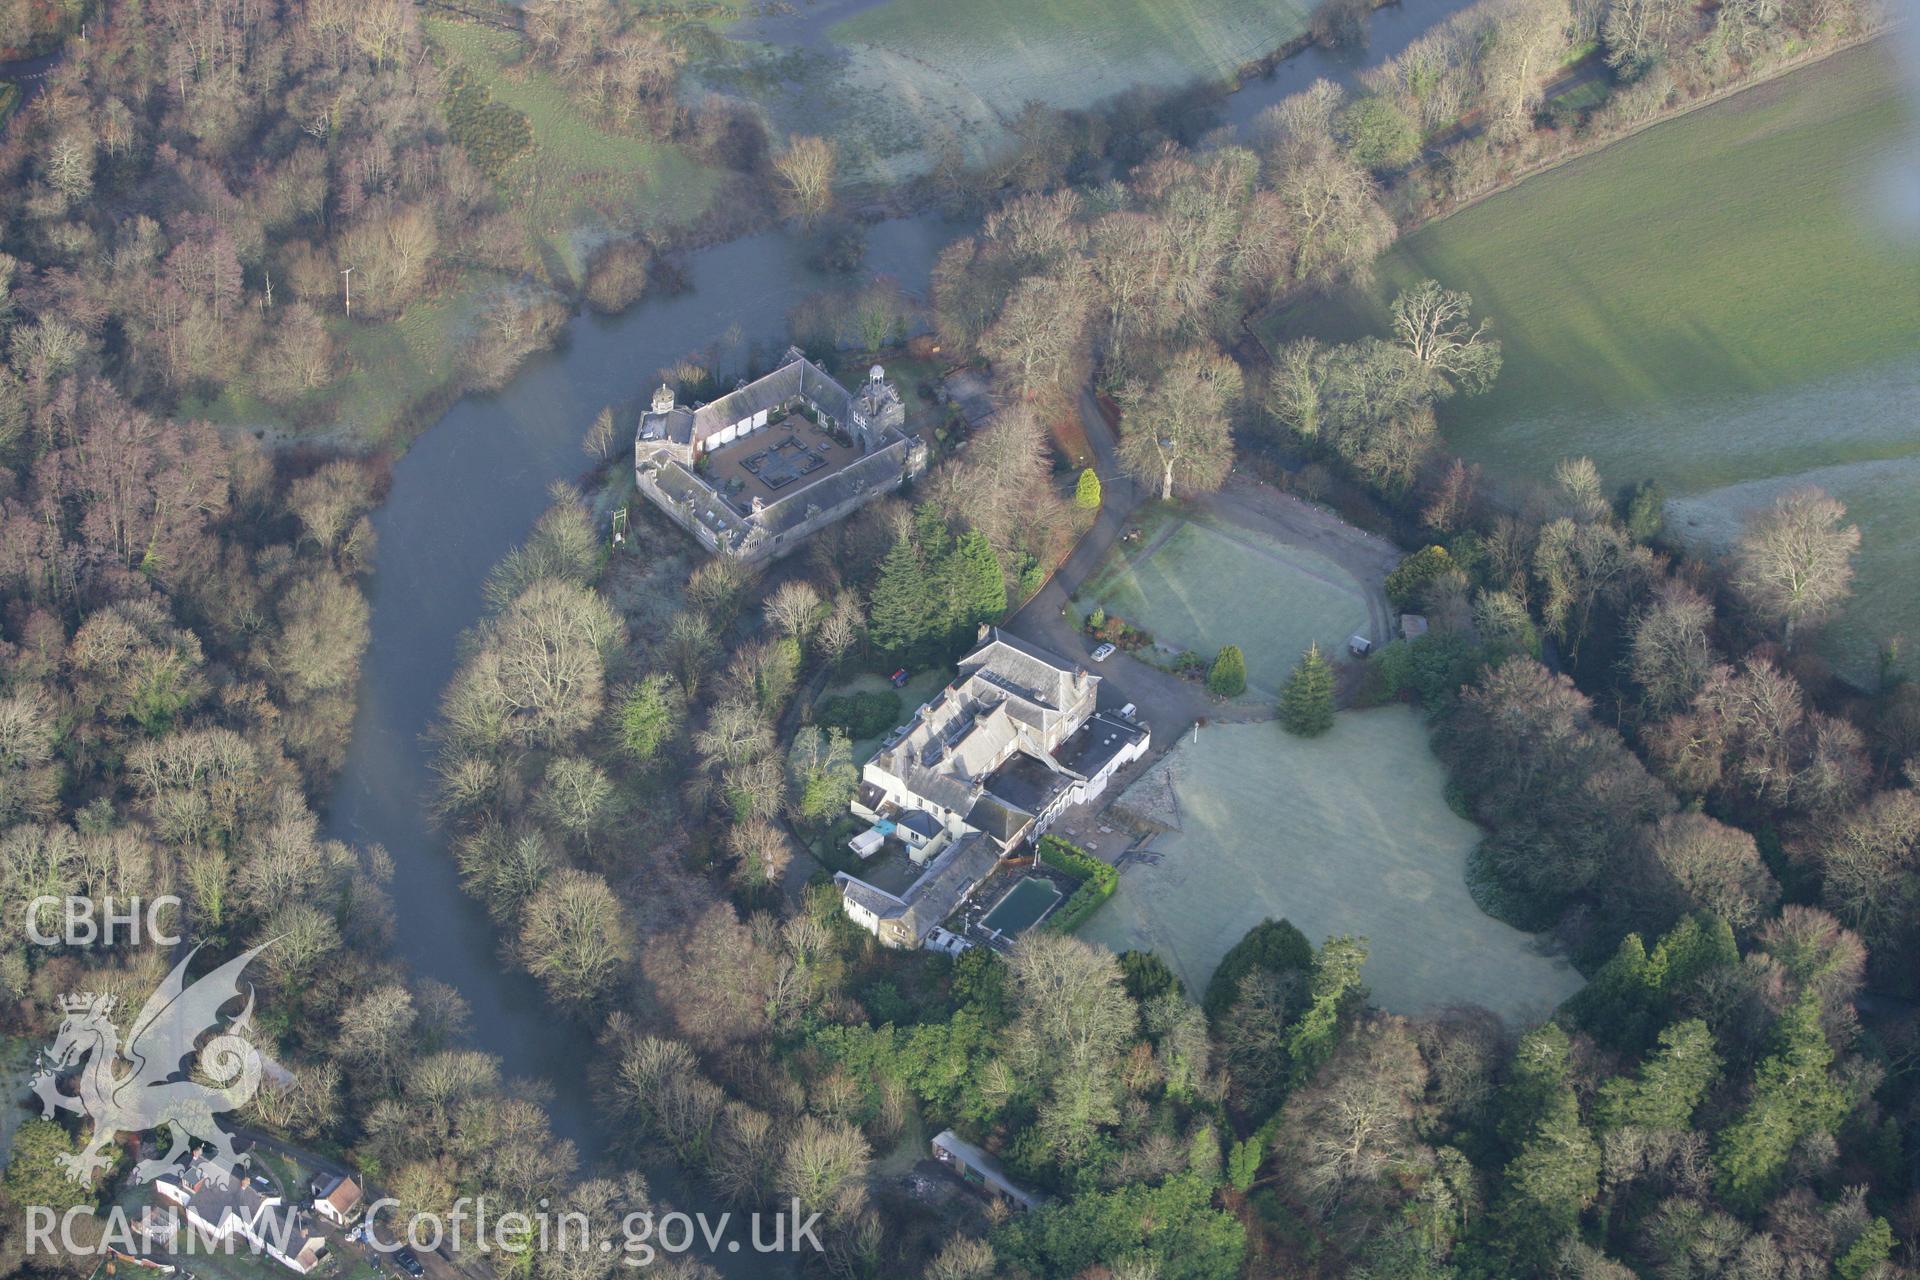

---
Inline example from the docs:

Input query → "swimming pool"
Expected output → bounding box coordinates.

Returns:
[980,877,1063,937]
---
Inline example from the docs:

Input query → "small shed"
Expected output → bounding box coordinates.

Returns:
[1347,633,1372,657]
[850,824,891,859]
[1400,614,1429,640]
[931,1130,1041,1211]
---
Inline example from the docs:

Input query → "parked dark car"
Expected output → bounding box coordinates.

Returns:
[394,1249,425,1277]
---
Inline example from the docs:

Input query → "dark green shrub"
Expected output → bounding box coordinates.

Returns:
[818,690,903,739]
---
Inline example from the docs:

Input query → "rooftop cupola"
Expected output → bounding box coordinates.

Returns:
[651,383,675,414]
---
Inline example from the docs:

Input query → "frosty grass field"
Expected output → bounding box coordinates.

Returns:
[1082,713,1584,1023]
[1269,43,1920,680]
[723,0,1312,184]
[1083,513,1373,692]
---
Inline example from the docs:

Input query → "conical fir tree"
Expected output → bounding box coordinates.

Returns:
[868,533,933,660]
[1278,643,1335,736]
[947,530,1007,633]
[1075,468,1102,509]
[1207,645,1247,698]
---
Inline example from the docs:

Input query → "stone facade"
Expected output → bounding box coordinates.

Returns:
[836,627,1150,949]
[633,348,927,562]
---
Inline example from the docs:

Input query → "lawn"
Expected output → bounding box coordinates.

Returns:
[1266,42,1920,678]
[814,668,948,764]
[1083,510,1371,692]
[1081,712,1583,1023]
[836,0,1309,113]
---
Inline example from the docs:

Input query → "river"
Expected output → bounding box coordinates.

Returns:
[320,221,968,1280]
[315,0,1467,1258]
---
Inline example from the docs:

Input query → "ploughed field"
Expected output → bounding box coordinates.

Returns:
[1269,42,1920,681]
[1081,712,1583,1022]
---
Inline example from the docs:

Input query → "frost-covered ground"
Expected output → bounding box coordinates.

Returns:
[1084,512,1373,692]
[1084,713,1584,1024]
[709,0,1312,184]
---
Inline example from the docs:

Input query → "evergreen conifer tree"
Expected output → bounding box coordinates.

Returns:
[1075,468,1102,509]
[1207,645,1248,698]
[1278,643,1335,736]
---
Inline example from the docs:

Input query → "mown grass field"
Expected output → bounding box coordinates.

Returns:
[1081,713,1583,1022]
[1083,510,1370,691]
[1267,42,1920,677]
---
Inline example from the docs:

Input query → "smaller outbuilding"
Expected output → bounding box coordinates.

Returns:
[1400,614,1429,640]
[930,1130,1041,1212]
[1348,633,1372,657]
[311,1173,364,1226]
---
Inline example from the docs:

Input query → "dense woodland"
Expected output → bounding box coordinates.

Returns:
[2,0,1915,1277]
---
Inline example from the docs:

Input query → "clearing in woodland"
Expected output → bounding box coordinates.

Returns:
[1081,713,1583,1023]
[711,0,1311,185]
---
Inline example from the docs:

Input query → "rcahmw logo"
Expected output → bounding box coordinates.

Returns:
[30,940,269,1186]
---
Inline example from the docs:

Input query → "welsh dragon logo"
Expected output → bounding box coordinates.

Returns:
[30,942,269,1186]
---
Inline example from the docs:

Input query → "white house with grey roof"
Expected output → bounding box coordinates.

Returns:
[153,1160,328,1274]
[633,347,926,562]
[836,626,1149,948]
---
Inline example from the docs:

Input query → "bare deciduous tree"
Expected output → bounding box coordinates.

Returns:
[1626,580,1717,717]
[764,580,823,645]
[519,868,632,1009]
[1118,348,1243,501]
[772,135,838,224]
[1390,279,1502,396]
[1732,487,1859,645]
[1638,812,1779,933]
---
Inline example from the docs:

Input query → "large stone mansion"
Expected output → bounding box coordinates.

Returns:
[836,627,1150,949]
[633,348,927,562]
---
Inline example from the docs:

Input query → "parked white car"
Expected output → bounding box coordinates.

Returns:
[1090,642,1117,662]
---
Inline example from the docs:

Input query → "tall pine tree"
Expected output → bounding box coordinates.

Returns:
[1715,990,1851,1209]
[868,532,934,660]
[946,530,1007,638]
[1595,1018,1720,1132]
[1278,643,1335,736]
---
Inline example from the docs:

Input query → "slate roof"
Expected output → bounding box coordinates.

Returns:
[688,357,854,445]
[964,793,1034,847]
[897,810,941,838]
[754,444,911,536]
[837,831,1003,945]
[957,628,1090,722]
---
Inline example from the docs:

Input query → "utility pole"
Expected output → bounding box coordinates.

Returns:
[341,266,353,319]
